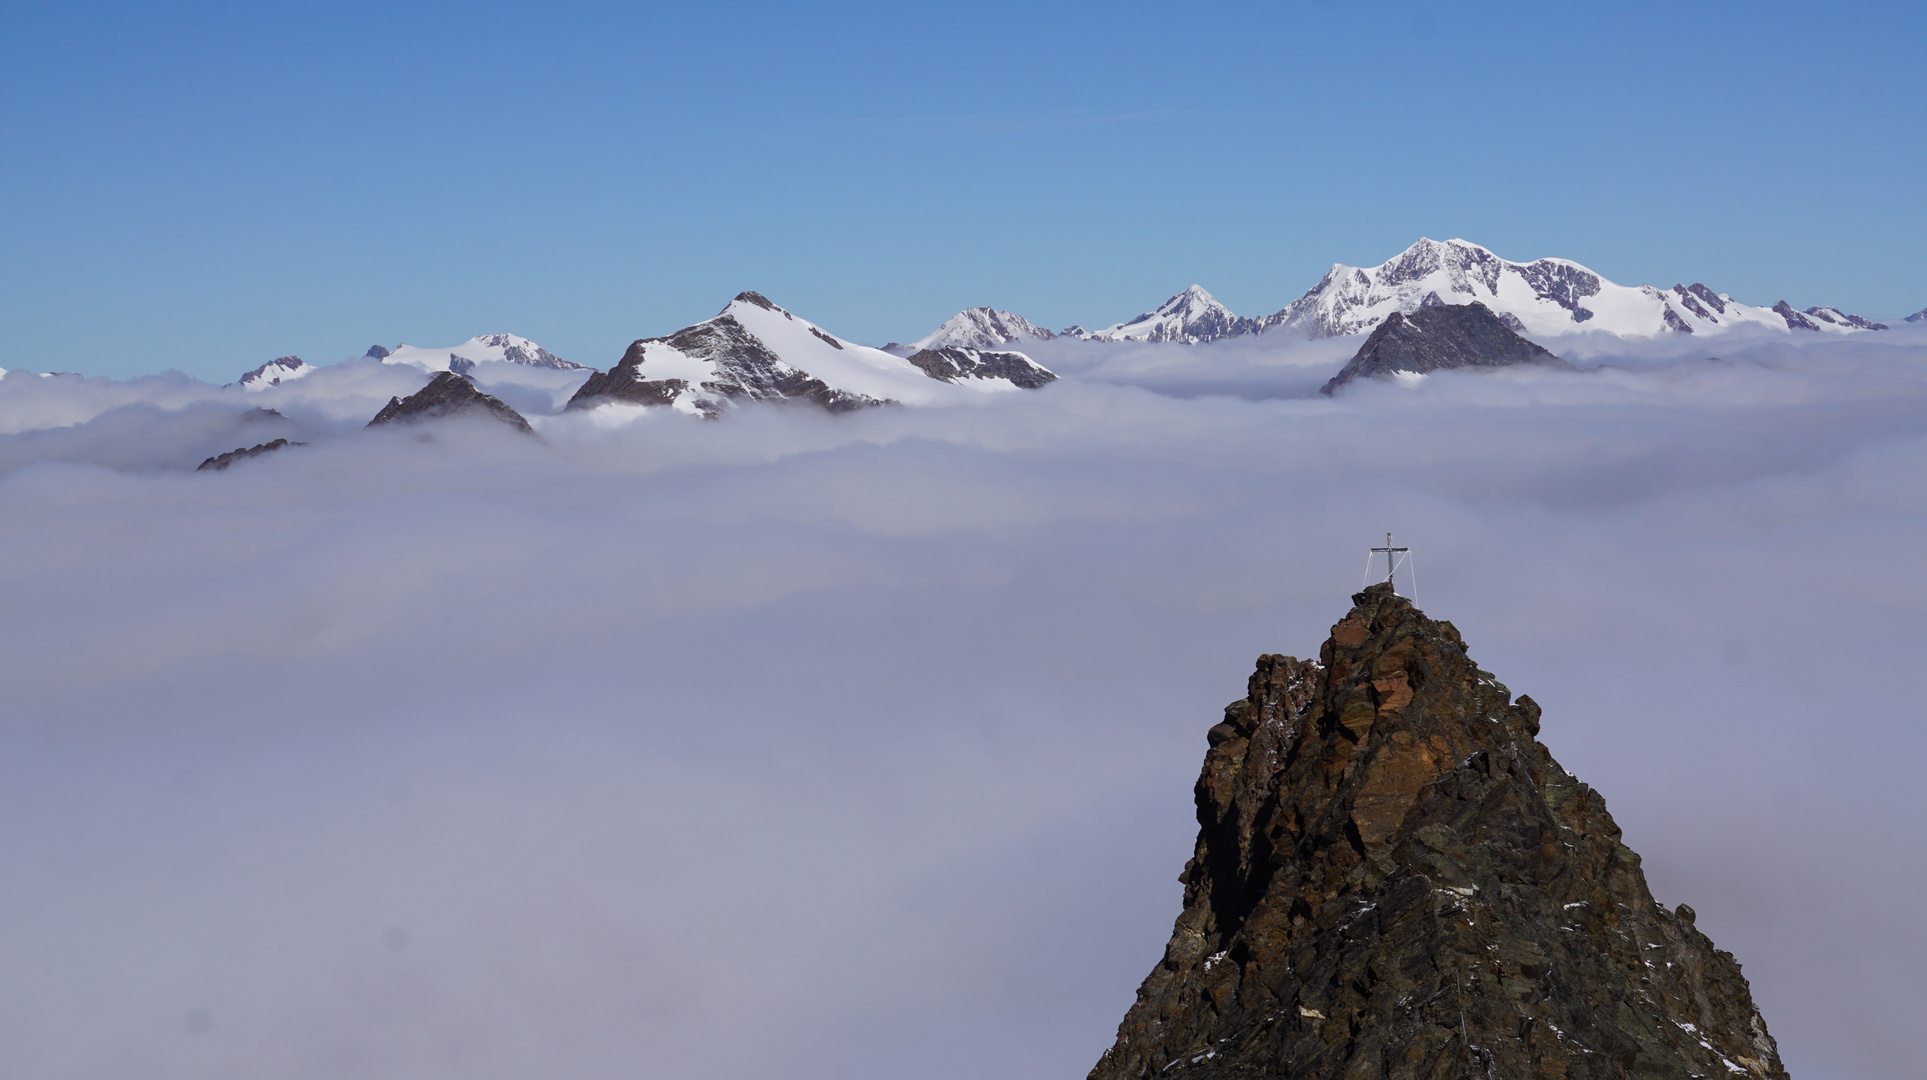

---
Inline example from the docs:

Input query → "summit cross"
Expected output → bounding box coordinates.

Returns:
[1370,532,1410,592]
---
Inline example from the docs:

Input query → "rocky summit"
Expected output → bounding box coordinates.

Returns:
[1089,583,1786,1080]
[367,371,534,434]
[1320,303,1574,396]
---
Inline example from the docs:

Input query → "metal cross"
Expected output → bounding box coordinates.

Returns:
[1370,532,1409,592]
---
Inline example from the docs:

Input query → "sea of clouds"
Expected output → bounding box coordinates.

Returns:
[4,325,1925,1080]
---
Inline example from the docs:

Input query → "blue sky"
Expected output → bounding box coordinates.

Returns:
[3,0,1922,380]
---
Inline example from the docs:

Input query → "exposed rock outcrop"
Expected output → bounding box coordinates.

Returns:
[1320,303,1573,395]
[197,438,301,471]
[904,346,1057,389]
[367,371,534,434]
[1090,583,1786,1080]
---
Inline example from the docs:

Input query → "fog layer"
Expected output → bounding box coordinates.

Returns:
[4,328,1924,1079]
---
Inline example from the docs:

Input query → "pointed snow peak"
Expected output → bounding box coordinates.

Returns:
[732,291,781,312]
[1093,284,1260,344]
[910,307,1056,351]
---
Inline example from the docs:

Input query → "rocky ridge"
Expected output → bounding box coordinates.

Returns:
[904,346,1057,389]
[1320,303,1574,395]
[367,371,535,434]
[1089,583,1786,1080]
[197,438,301,471]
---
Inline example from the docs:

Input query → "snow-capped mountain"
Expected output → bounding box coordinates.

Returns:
[383,334,586,374]
[1091,285,1260,344]
[236,355,314,391]
[900,308,1056,353]
[1776,302,1887,332]
[1261,238,1885,339]
[569,292,1057,417]
[1907,307,1927,324]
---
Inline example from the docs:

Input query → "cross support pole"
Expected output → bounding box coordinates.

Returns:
[1370,532,1410,592]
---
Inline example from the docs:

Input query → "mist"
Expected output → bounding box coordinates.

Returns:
[4,326,1925,1079]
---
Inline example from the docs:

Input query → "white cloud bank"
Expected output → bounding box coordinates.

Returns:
[4,326,1927,1079]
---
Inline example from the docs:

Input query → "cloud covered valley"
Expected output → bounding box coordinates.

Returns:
[4,327,1926,1080]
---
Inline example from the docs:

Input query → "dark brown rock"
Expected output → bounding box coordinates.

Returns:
[367,371,534,434]
[1090,583,1787,1080]
[1320,303,1574,395]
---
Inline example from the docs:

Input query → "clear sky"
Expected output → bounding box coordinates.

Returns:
[3,0,1922,380]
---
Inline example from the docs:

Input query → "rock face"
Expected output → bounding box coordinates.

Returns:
[367,371,534,434]
[1089,583,1787,1080]
[197,438,300,471]
[1320,303,1574,395]
[904,346,1057,389]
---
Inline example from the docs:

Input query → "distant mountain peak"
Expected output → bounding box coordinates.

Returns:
[1321,302,1574,395]
[383,334,585,373]
[1264,238,1887,341]
[908,307,1056,352]
[1093,284,1260,344]
[367,371,534,434]
[568,293,1059,418]
[236,355,314,391]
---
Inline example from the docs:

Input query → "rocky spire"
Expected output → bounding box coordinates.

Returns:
[1090,583,1786,1080]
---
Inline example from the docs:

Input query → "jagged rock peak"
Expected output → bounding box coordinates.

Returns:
[1089,583,1787,1080]
[1320,302,1574,395]
[367,371,534,434]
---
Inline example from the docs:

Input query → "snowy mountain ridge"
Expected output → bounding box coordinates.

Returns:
[1260,238,1884,340]
[236,355,315,391]
[902,308,1056,353]
[1089,285,1261,344]
[383,333,586,374]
